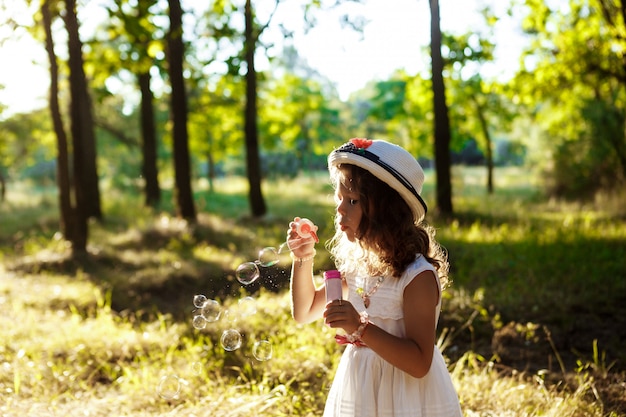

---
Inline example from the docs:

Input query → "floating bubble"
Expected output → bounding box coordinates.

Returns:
[252,340,273,361]
[236,262,260,285]
[192,315,207,330]
[238,296,257,318]
[258,247,279,267]
[220,308,236,324]
[191,361,204,375]
[193,294,207,309]
[200,299,221,322]
[157,374,181,400]
[220,329,243,351]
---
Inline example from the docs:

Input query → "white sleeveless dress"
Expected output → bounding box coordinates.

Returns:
[323,255,463,417]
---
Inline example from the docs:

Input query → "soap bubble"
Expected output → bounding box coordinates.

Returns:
[192,315,207,330]
[193,294,207,308]
[191,361,204,375]
[200,299,221,322]
[236,262,260,285]
[220,329,243,351]
[157,374,181,400]
[252,340,273,361]
[238,296,257,318]
[258,247,279,267]
[220,308,236,324]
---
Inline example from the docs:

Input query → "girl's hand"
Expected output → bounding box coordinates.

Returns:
[286,217,317,258]
[323,299,361,334]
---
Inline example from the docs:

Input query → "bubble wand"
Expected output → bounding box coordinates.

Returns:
[294,218,319,243]
[278,218,319,253]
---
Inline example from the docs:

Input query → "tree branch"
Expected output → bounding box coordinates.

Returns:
[94,119,139,147]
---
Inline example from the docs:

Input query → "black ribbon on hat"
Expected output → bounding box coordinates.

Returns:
[335,142,428,215]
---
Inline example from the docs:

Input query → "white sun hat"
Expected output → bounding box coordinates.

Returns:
[328,138,428,223]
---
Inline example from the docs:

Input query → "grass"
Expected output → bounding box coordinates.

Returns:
[1,167,625,416]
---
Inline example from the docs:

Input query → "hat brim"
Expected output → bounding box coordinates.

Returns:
[328,150,427,223]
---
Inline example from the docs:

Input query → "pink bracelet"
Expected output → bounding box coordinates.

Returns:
[345,312,370,344]
[290,250,316,267]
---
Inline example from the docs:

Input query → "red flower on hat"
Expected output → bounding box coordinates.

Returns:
[350,138,373,150]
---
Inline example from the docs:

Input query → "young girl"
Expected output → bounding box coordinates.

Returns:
[287,138,463,417]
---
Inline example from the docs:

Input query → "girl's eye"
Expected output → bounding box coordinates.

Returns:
[349,199,359,206]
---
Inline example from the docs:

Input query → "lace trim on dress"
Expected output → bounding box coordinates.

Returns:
[348,255,438,320]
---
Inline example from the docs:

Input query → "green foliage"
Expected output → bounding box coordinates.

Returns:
[367,80,407,122]
[0,109,55,178]
[259,72,344,163]
[513,0,626,198]
[547,97,625,198]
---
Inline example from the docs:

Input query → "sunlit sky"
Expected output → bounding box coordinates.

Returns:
[0,0,527,117]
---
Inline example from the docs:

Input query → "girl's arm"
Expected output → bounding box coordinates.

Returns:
[290,258,327,323]
[287,217,327,323]
[324,270,439,378]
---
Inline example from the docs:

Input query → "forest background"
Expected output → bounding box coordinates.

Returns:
[1,0,625,416]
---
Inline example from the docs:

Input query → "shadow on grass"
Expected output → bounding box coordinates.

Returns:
[5,210,337,324]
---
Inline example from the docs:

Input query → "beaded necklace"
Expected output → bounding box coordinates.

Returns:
[356,276,385,308]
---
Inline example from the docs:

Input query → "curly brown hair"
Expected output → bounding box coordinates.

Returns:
[329,164,449,287]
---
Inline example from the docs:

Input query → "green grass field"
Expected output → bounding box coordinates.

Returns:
[1,167,625,416]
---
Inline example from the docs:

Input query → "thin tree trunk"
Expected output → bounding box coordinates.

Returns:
[64,0,101,221]
[0,174,5,202]
[167,0,196,221]
[473,98,494,194]
[206,150,215,193]
[64,0,90,253]
[42,0,75,241]
[244,0,266,217]
[429,0,453,215]
[138,71,161,207]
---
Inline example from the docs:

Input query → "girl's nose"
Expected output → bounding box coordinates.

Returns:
[337,199,347,215]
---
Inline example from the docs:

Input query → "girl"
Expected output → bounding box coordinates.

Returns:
[287,138,463,417]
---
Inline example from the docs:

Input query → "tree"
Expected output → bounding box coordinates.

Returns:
[429,0,453,215]
[470,81,495,193]
[208,0,360,216]
[102,0,163,208]
[189,73,244,191]
[167,0,196,221]
[64,0,103,253]
[439,30,507,194]
[244,0,266,217]
[42,0,73,240]
[138,70,161,207]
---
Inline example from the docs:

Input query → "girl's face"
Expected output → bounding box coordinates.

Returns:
[335,174,363,242]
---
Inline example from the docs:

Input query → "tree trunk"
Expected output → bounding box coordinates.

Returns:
[0,174,5,202]
[138,71,161,207]
[64,0,101,222]
[244,0,266,217]
[64,0,91,253]
[206,150,215,193]
[473,98,494,194]
[43,0,75,242]
[429,0,453,215]
[167,0,196,221]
